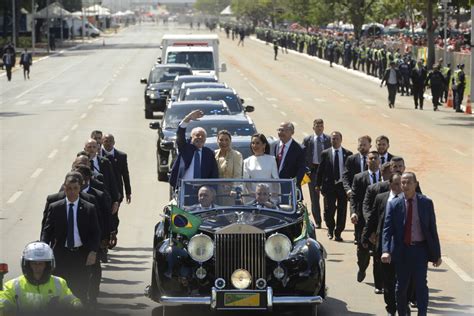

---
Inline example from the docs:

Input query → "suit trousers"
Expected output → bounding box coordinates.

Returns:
[88,250,103,301]
[322,182,347,236]
[413,87,424,108]
[357,243,384,290]
[381,261,397,314]
[54,247,90,303]
[395,244,429,316]
[386,84,398,106]
[309,169,322,225]
[454,86,465,111]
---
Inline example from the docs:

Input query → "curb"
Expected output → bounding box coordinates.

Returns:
[249,36,472,115]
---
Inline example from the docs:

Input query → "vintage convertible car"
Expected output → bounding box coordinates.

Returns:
[145,179,327,315]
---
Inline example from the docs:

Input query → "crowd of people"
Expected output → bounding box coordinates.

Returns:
[171,109,442,316]
[0,131,131,314]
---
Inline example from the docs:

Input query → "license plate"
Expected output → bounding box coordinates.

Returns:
[224,292,260,307]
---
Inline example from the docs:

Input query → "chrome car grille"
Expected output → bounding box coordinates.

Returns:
[215,224,266,289]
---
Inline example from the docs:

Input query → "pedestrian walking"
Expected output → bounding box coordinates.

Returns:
[273,39,279,60]
[425,65,446,111]
[381,61,402,108]
[20,48,33,80]
[411,59,428,110]
[237,28,245,47]
[2,50,15,82]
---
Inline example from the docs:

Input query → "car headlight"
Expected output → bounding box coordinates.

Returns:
[231,269,251,289]
[265,233,292,262]
[187,234,214,263]
[146,90,158,98]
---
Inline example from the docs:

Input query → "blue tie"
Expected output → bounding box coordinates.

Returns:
[67,203,75,249]
[193,150,201,178]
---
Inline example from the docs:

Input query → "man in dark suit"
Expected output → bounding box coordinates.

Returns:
[302,119,331,227]
[364,172,402,316]
[315,131,353,241]
[411,59,428,110]
[169,110,219,190]
[41,172,101,304]
[382,172,442,316]
[273,122,306,199]
[380,61,402,108]
[375,135,394,165]
[350,151,382,287]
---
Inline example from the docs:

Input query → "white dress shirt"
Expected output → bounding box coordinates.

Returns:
[65,197,83,248]
[183,149,201,180]
[388,69,397,84]
[91,156,100,174]
[331,147,344,182]
[368,169,381,185]
[102,147,115,157]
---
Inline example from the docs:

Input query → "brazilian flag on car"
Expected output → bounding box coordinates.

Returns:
[170,205,202,238]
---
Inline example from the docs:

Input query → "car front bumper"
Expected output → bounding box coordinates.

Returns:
[158,287,323,310]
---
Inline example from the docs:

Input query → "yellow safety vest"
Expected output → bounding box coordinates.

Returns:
[0,275,81,315]
[453,69,462,86]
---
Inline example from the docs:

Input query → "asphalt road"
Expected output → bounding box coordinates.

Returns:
[0,23,473,316]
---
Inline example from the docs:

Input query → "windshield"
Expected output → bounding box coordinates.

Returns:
[178,179,296,213]
[167,52,214,70]
[171,77,218,97]
[184,91,243,113]
[149,67,192,83]
[163,106,231,129]
[186,120,256,137]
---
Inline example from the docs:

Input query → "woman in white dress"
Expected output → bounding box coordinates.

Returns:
[243,133,279,195]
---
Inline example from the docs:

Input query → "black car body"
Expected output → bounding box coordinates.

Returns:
[140,64,193,118]
[149,113,257,182]
[182,88,254,114]
[168,75,218,103]
[177,82,228,102]
[145,179,327,315]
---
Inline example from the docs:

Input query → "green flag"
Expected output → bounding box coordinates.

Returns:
[294,203,313,242]
[170,205,202,238]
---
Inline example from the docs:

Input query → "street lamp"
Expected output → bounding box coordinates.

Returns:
[12,0,16,47]
[31,0,38,52]
[440,0,451,66]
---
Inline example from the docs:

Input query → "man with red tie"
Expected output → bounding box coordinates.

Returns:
[381,172,442,316]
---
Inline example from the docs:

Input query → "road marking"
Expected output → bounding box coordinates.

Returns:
[15,100,30,105]
[380,113,390,118]
[88,104,93,109]
[442,256,474,282]
[48,149,58,158]
[118,97,128,102]
[294,98,303,102]
[71,124,78,130]
[302,132,309,137]
[266,97,278,102]
[41,99,53,105]
[66,99,79,104]
[452,149,468,157]
[293,122,298,126]
[362,99,376,104]
[30,168,44,178]
[80,113,87,119]
[365,105,372,109]
[400,123,410,128]
[313,98,325,102]
[246,98,253,102]
[248,82,263,96]
[7,191,23,204]
[61,135,69,142]
[271,104,278,108]
[280,111,287,116]
[92,98,104,103]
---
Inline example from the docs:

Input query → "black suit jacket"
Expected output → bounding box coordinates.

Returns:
[273,139,306,186]
[96,156,120,203]
[86,186,111,240]
[41,198,100,253]
[411,67,428,88]
[343,153,365,193]
[381,68,402,86]
[366,191,390,252]
[315,147,352,195]
[103,148,131,200]
[302,133,331,168]
[169,125,219,189]
[350,171,380,217]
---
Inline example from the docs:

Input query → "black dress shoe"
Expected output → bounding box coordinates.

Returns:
[353,239,358,245]
[316,223,322,229]
[327,232,334,240]
[374,288,384,294]
[334,236,343,242]
[357,270,366,282]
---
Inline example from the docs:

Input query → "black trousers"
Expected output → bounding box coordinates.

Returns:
[454,86,465,111]
[413,87,424,108]
[5,66,12,81]
[54,247,90,303]
[322,182,347,236]
[88,250,103,301]
[381,260,397,314]
[431,87,442,108]
[308,168,322,225]
[386,84,398,106]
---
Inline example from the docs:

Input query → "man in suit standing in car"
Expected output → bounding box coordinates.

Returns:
[382,172,442,316]
[315,131,352,241]
[169,110,219,190]
[302,119,331,228]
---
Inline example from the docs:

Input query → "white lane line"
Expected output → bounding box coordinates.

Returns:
[271,104,278,108]
[41,99,53,105]
[30,168,44,178]
[71,124,78,130]
[302,132,309,137]
[61,135,69,142]
[66,99,79,104]
[92,98,104,103]
[400,123,410,128]
[280,111,287,116]
[248,82,263,96]
[7,191,23,204]
[118,97,128,102]
[80,113,87,119]
[442,256,474,282]
[362,99,376,104]
[243,77,248,81]
[48,149,58,158]
[88,104,93,109]
[313,98,325,102]
[380,113,390,118]
[266,97,278,102]
[15,100,30,105]
[452,149,468,157]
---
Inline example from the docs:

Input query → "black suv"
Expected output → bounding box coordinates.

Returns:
[140,64,192,118]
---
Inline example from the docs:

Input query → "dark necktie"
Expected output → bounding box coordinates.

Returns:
[363,155,368,171]
[316,137,323,162]
[193,150,201,178]
[403,199,413,245]
[277,144,286,168]
[381,156,386,165]
[67,203,75,249]
[371,172,377,184]
[334,150,340,180]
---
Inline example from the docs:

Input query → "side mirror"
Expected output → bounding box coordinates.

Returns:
[161,141,175,151]
[140,78,147,84]
[157,57,162,64]
[244,105,255,113]
[159,45,163,50]
[149,121,160,130]
[220,62,227,72]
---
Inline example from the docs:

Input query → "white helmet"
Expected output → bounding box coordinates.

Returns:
[21,241,55,270]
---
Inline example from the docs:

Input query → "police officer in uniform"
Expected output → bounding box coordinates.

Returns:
[425,65,446,111]
[452,64,466,113]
